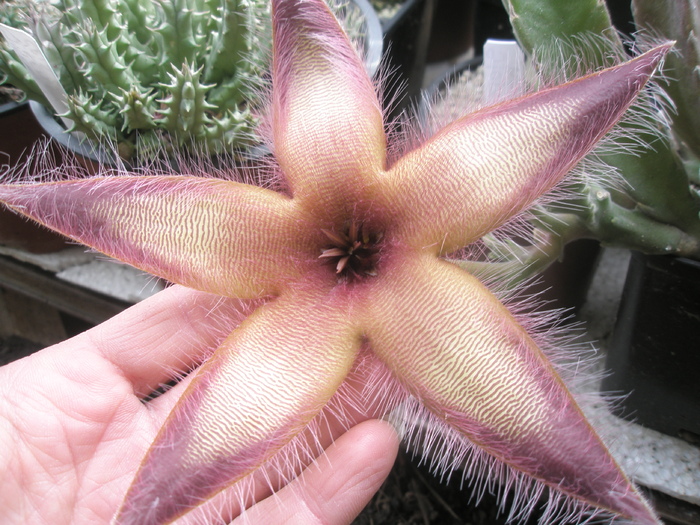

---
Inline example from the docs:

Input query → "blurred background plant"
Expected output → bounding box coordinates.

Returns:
[0,0,376,161]
[0,0,42,104]
[456,0,700,282]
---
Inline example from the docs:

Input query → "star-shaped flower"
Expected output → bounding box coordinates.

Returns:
[0,1,670,524]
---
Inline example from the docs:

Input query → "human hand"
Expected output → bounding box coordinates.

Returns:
[0,285,399,524]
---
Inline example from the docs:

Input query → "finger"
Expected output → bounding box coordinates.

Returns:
[59,285,258,396]
[236,419,400,525]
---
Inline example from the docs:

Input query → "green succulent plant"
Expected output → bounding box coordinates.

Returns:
[479,0,700,280]
[0,0,269,158]
[0,0,374,161]
[1,0,271,160]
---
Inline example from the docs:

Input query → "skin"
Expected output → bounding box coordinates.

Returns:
[0,285,399,525]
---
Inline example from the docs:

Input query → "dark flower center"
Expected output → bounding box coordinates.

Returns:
[319,221,382,280]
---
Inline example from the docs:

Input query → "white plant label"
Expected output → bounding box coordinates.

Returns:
[0,23,72,127]
[483,39,526,106]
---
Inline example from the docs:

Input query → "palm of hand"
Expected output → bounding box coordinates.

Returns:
[1,346,149,523]
[0,286,398,524]
[0,287,221,524]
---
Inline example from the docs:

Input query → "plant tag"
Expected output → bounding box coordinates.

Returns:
[0,23,72,128]
[483,40,525,106]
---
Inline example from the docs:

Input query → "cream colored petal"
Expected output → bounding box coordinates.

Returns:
[0,176,315,298]
[381,44,671,254]
[271,0,386,223]
[361,253,657,523]
[114,285,362,525]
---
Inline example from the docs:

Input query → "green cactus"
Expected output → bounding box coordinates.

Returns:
[157,62,216,136]
[0,0,374,161]
[65,89,119,139]
[504,0,618,58]
[0,0,51,105]
[487,0,700,280]
[0,0,270,160]
[0,40,50,106]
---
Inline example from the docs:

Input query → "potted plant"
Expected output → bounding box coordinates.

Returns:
[0,0,73,252]
[0,0,381,254]
[0,0,382,164]
[601,0,700,444]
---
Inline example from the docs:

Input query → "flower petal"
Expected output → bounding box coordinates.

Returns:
[114,286,362,525]
[362,254,658,523]
[271,0,386,221]
[382,44,672,254]
[0,176,313,298]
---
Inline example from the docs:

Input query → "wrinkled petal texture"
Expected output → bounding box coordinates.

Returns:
[0,176,314,298]
[382,44,673,253]
[363,253,654,521]
[271,0,386,222]
[115,286,362,525]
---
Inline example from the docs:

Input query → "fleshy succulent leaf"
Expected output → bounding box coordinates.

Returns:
[64,90,120,139]
[502,0,617,54]
[632,0,700,159]
[0,41,50,106]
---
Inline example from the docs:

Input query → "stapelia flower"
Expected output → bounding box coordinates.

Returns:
[0,1,671,524]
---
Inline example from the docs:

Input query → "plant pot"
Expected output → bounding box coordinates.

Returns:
[603,251,700,444]
[472,0,514,55]
[380,0,512,120]
[28,101,114,169]
[426,0,476,63]
[0,100,43,167]
[352,0,384,78]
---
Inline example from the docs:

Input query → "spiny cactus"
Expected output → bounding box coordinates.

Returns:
[0,0,269,160]
[0,0,53,105]
[0,0,374,161]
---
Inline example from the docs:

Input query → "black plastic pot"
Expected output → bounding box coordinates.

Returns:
[381,0,436,118]
[426,0,476,63]
[381,0,512,120]
[0,100,44,168]
[604,252,700,443]
[0,101,70,253]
